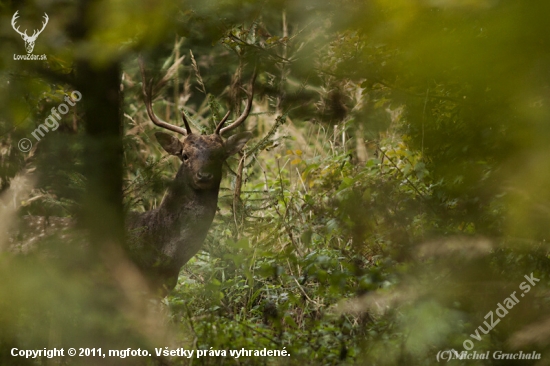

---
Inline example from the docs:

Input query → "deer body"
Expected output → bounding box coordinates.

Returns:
[126,60,255,293]
[126,133,250,291]
[126,172,219,291]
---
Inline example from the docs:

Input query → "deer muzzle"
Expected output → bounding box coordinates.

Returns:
[196,171,214,182]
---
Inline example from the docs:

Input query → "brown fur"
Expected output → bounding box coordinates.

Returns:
[126,131,251,294]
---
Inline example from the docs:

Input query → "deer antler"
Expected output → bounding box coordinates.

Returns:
[139,56,190,136]
[180,111,193,135]
[11,11,48,40]
[218,68,257,136]
[11,11,27,38]
[214,110,232,135]
[31,13,48,39]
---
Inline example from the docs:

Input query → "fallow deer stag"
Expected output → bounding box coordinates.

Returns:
[126,59,255,294]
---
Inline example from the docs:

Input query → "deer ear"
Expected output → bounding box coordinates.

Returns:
[155,132,183,156]
[225,132,252,156]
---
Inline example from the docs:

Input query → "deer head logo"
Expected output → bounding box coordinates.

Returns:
[11,11,49,54]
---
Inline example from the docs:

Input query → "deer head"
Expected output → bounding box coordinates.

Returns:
[139,59,255,192]
[11,11,49,54]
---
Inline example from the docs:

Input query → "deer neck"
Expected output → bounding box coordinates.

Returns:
[126,166,223,292]
[157,169,221,228]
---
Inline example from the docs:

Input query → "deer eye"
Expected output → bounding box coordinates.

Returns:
[182,153,189,161]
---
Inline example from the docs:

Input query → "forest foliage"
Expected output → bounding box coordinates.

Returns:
[1,0,550,365]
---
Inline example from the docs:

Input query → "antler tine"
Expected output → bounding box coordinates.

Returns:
[219,68,257,136]
[37,13,49,34]
[214,110,231,135]
[11,11,27,37]
[138,56,188,136]
[31,13,48,38]
[181,111,193,135]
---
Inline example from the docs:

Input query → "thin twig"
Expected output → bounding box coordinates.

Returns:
[376,147,437,214]
[233,152,246,236]
[422,88,429,156]
[238,321,281,346]
[293,277,321,307]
